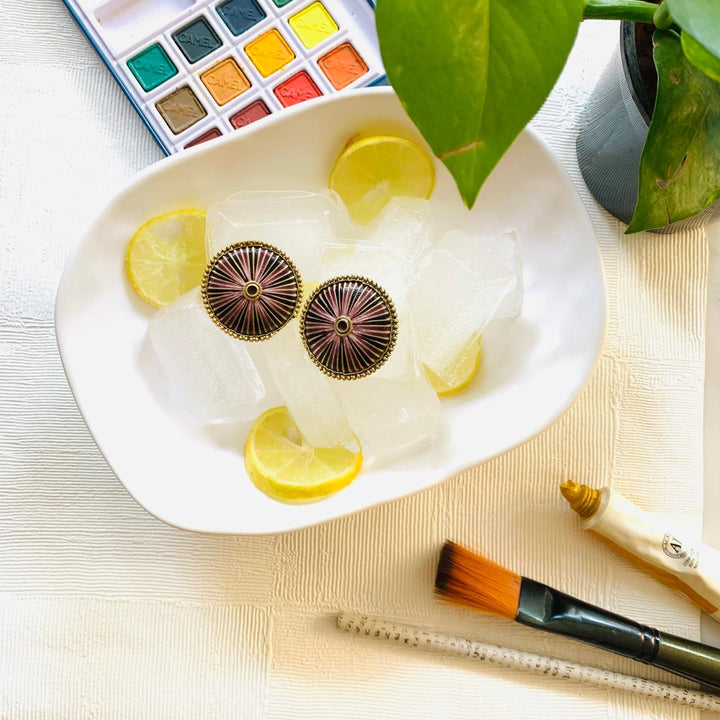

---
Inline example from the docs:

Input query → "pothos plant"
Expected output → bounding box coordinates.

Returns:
[375,0,720,233]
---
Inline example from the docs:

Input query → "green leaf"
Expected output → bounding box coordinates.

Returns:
[627,30,720,233]
[666,0,720,74]
[375,0,584,208]
[682,32,720,82]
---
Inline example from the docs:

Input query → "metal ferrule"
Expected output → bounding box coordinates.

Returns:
[516,578,720,691]
[517,578,660,662]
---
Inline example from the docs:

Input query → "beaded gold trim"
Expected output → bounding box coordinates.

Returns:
[299,275,398,380]
[201,241,302,342]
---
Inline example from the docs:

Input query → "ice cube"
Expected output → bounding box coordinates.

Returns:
[205,190,344,281]
[409,229,516,388]
[319,197,436,295]
[245,342,284,412]
[362,196,436,264]
[332,311,443,467]
[148,287,265,425]
[319,241,415,300]
[478,229,522,318]
[263,320,355,449]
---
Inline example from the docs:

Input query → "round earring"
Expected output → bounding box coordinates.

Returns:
[300,275,398,380]
[201,241,302,342]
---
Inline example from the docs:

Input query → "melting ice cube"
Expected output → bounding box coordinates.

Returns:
[332,310,443,467]
[362,196,437,264]
[318,241,415,301]
[317,197,436,300]
[477,229,522,319]
[409,229,516,389]
[263,320,355,449]
[148,287,265,425]
[205,190,345,282]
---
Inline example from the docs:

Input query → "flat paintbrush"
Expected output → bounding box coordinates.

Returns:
[435,541,720,692]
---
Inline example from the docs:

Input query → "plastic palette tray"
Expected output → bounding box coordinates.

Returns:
[63,0,385,154]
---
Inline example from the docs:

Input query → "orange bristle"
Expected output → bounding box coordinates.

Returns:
[434,541,522,621]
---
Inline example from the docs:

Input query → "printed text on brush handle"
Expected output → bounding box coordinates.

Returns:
[338,614,720,712]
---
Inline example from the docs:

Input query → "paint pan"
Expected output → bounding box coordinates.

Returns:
[62,0,385,154]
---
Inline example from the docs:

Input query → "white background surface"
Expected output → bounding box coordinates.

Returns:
[0,3,716,718]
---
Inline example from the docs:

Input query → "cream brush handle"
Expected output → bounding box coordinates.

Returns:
[336,613,720,713]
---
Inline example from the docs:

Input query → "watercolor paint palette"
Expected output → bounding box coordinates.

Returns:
[63,0,385,154]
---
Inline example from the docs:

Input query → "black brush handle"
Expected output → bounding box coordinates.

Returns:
[517,579,720,691]
[655,633,720,691]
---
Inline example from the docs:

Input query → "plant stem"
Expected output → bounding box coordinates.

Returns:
[583,0,658,23]
[653,3,674,29]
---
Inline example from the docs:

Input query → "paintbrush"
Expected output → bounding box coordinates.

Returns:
[435,541,720,692]
[337,613,720,713]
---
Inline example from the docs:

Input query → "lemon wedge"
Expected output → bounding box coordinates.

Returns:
[126,209,207,307]
[424,336,483,396]
[244,407,362,504]
[329,135,435,224]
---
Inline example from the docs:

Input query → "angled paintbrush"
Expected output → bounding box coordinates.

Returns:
[435,541,720,691]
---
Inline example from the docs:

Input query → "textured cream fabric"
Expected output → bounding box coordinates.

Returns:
[0,5,713,718]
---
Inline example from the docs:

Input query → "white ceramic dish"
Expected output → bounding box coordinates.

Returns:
[55,87,606,535]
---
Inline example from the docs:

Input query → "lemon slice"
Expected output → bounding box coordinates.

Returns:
[329,135,435,224]
[424,336,483,396]
[244,407,362,504]
[126,209,207,307]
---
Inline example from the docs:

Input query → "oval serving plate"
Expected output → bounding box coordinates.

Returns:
[55,87,606,535]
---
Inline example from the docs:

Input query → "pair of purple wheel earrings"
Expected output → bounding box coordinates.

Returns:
[201,241,398,380]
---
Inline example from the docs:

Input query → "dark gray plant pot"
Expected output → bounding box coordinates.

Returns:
[577,23,718,233]
[576,23,650,226]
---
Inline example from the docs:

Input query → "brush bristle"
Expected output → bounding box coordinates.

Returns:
[435,541,522,620]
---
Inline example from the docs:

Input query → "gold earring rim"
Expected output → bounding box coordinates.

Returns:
[299,274,399,381]
[201,240,303,342]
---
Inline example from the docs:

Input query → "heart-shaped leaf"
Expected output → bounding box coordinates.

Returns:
[681,32,720,83]
[375,0,585,208]
[627,30,720,233]
[666,0,720,80]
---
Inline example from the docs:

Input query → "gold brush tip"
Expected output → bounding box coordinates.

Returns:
[560,480,600,518]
